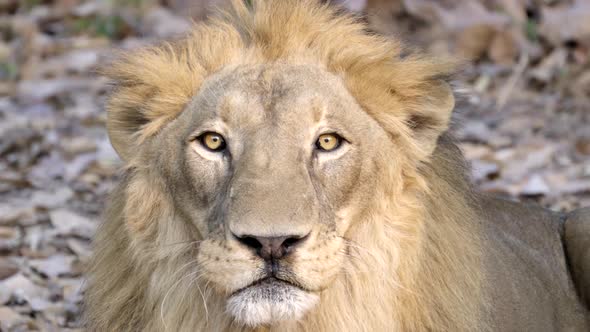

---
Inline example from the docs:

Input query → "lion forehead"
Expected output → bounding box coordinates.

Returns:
[190,63,357,127]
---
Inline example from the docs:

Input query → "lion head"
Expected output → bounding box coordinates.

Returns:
[85,1,481,331]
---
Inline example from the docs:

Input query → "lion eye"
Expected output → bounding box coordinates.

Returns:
[199,132,226,152]
[315,133,342,152]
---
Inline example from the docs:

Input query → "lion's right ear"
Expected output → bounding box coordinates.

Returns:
[105,84,152,162]
[102,46,206,162]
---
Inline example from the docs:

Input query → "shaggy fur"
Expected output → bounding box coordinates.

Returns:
[103,0,453,163]
[84,1,589,331]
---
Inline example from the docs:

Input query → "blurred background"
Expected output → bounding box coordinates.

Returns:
[0,0,589,330]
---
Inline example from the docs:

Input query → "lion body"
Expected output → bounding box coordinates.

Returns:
[478,194,588,331]
[84,1,589,331]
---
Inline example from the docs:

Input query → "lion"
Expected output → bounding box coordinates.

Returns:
[84,0,590,331]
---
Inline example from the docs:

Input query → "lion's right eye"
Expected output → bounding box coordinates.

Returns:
[198,132,227,152]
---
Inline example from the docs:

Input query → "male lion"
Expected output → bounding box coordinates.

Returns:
[85,0,590,331]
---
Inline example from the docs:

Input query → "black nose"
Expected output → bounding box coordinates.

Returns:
[234,234,308,260]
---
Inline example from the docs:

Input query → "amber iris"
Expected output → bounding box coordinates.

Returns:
[316,133,341,151]
[200,132,226,152]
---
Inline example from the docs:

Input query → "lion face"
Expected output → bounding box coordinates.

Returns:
[144,64,390,326]
[90,2,466,330]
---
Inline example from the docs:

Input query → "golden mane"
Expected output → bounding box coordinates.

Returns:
[87,1,483,331]
[104,0,453,162]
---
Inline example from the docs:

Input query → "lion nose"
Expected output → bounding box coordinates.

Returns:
[234,234,308,260]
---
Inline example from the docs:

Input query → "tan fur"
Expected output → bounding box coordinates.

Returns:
[86,1,485,331]
[103,0,453,162]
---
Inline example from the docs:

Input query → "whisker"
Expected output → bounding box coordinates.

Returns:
[186,273,210,324]
[168,259,200,283]
[160,268,201,330]
[161,239,204,248]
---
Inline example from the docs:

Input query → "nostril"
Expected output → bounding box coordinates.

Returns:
[235,235,263,250]
[281,234,308,250]
[282,237,299,248]
[233,232,310,260]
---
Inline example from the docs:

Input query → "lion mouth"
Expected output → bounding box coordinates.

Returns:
[231,276,303,296]
[226,277,319,326]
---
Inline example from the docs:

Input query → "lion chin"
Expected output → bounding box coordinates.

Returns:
[226,278,319,327]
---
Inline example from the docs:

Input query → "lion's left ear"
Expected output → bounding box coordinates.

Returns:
[405,80,455,156]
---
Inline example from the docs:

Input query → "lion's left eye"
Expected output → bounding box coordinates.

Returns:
[315,133,342,152]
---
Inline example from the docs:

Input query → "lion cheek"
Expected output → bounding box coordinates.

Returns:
[196,241,263,294]
[123,174,171,240]
[290,251,345,291]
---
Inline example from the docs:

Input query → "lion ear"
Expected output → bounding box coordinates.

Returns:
[405,80,455,157]
[106,79,191,163]
[102,47,205,163]
[106,86,151,162]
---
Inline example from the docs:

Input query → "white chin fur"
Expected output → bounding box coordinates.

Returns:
[226,281,319,327]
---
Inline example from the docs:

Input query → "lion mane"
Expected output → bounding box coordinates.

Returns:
[85,1,484,331]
